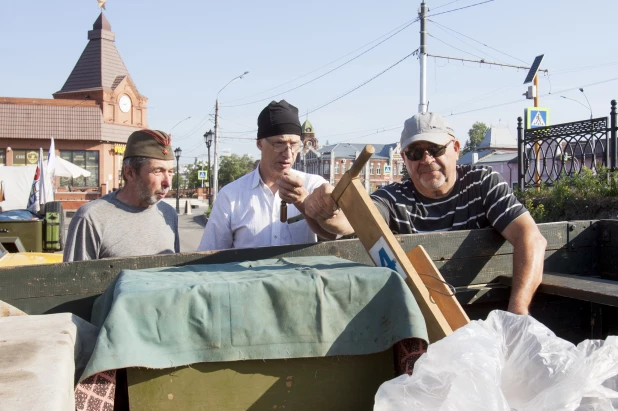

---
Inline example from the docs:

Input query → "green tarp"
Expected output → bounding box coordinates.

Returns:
[81,256,427,381]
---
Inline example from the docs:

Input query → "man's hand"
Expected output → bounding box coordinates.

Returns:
[304,183,339,220]
[277,172,308,212]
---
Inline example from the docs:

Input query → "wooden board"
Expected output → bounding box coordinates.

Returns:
[127,349,394,411]
[500,272,618,308]
[330,146,462,342]
[407,245,469,330]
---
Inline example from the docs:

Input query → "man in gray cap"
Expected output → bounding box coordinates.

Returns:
[197,100,335,251]
[64,129,180,261]
[304,112,547,315]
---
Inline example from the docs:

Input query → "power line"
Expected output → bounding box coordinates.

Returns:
[429,22,505,64]
[428,34,485,60]
[429,19,528,65]
[307,50,417,115]
[427,0,495,17]
[445,76,618,117]
[222,20,419,108]
[430,0,462,11]
[224,18,419,105]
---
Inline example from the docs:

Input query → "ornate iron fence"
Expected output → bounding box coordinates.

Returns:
[518,100,618,189]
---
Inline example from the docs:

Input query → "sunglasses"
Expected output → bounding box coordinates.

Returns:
[264,138,302,153]
[404,140,454,161]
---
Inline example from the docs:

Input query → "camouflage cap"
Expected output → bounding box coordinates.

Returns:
[123,129,174,161]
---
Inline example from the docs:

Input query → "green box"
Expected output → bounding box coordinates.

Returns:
[0,220,43,252]
[128,349,394,410]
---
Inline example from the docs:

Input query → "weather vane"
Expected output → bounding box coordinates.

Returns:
[97,0,107,10]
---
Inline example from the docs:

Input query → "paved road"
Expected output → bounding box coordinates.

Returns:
[62,198,208,254]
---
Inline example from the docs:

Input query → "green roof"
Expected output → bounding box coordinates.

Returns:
[302,119,314,134]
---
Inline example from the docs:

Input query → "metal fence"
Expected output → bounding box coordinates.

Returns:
[517,100,617,189]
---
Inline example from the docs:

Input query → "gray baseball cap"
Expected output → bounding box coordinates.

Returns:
[400,112,455,150]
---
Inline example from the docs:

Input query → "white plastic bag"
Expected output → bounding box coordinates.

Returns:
[374,310,618,411]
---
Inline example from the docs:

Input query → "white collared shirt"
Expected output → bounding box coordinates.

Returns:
[197,167,327,251]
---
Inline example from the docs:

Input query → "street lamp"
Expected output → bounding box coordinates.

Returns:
[204,129,214,206]
[174,147,182,213]
[561,95,593,119]
[213,71,249,203]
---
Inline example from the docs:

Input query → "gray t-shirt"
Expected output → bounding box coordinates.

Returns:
[63,192,180,262]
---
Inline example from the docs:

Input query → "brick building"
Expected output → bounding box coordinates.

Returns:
[0,13,147,196]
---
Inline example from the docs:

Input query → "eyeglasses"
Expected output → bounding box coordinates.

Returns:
[404,140,454,161]
[265,138,302,153]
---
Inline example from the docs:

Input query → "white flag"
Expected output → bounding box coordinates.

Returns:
[45,138,56,202]
[38,148,47,207]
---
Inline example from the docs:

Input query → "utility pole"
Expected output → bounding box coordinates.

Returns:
[213,98,220,203]
[418,0,428,113]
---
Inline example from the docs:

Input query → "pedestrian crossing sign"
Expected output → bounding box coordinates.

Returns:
[525,107,550,129]
[198,170,208,180]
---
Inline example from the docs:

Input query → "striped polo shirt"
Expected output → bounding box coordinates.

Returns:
[371,165,527,234]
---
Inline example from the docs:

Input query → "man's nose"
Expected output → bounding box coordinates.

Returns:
[418,150,434,164]
[162,173,172,187]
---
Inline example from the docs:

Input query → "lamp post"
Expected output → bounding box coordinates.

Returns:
[174,147,182,213]
[203,129,214,206]
[213,71,249,203]
[561,95,593,119]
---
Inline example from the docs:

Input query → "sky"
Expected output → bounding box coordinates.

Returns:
[2,0,618,165]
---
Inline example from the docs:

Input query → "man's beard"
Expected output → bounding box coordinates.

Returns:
[418,165,446,189]
[135,179,167,206]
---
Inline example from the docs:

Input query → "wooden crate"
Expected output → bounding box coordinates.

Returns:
[127,349,394,411]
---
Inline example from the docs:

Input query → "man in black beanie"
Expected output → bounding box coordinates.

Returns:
[198,100,336,251]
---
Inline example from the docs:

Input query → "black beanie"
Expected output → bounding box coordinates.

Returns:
[257,100,302,139]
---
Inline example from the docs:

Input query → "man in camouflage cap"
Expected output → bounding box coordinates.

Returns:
[64,129,180,261]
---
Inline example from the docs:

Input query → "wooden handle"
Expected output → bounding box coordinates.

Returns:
[332,145,375,203]
[349,145,375,178]
[280,201,287,223]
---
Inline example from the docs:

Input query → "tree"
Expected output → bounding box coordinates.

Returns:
[401,163,410,180]
[462,122,489,155]
[218,154,255,188]
[184,160,209,189]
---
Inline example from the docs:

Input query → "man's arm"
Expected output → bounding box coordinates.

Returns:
[302,183,355,236]
[63,216,99,262]
[197,197,233,251]
[500,212,547,315]
[277,176,339,240]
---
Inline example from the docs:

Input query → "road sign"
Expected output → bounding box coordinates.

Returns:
[198,170,208,180]
[383,165,391,175]
[524,54,544,84]
[525,107,550,129]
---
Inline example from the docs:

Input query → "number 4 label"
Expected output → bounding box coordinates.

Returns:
[369,237,406,279]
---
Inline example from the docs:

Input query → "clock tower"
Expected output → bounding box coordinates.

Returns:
[53,13,148,129]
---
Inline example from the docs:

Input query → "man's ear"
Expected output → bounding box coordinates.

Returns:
[122,164,136,182]
[256,139,264,152]
[453,139,461,154]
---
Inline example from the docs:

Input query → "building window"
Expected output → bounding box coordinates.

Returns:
[324,162,330,174]
[334,163,339,174]
[398,162,404,175]
[306,141,313,147]
[341,161,346,174]
[0,149,5,166]
[376,163,382,175]
[60,150,99,187]
[370,163,374,175]
[12,149,48,167]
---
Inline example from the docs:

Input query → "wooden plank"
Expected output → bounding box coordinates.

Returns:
[335,176,453,342]
[407,245,469,330]
[499,273,618,308]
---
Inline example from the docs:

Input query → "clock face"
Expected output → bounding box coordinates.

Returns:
[119,94,132,113]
